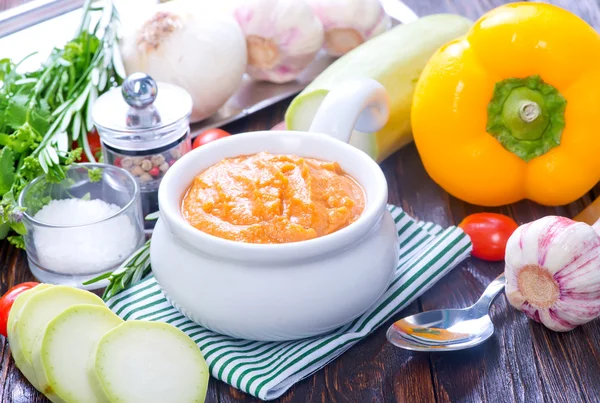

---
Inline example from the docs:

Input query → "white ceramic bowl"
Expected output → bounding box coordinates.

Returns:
[151,79,400,341]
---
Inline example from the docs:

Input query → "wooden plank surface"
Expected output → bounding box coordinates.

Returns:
[1,0,600,402]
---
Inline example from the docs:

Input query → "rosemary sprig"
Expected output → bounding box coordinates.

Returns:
[85,239,152,300]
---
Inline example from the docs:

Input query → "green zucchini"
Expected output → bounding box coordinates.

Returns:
[285,14,473,161]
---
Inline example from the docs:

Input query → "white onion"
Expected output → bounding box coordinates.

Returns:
[120,0,247,122]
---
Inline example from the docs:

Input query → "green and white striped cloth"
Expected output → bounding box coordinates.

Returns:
[105,205,471,400]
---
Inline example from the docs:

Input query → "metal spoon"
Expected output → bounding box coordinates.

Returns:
[386,273,506,351]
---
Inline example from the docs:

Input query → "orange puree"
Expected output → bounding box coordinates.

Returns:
[181,152,365,244]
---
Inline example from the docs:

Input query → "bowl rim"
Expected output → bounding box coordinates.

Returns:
[158,130,389,262]
[18,163,140,229]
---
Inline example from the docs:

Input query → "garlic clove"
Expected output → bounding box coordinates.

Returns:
[538,219,599,275]
[555,299,600,324]
[324,28,364,56]
[554,246,600,287]
[505,215,600,331]
[532,304,574,332]
[233,0,324,84]
[247,36,281,70]
[307,0,391,56]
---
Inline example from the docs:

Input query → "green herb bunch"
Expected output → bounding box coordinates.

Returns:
[0,0,125,247]
[86,239,152,300]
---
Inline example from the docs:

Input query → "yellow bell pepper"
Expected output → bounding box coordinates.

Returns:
[411,3,600,206]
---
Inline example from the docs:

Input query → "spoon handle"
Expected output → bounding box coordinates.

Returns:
[474,273,506,312]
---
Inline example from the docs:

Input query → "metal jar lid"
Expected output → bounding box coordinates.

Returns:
[92,73,193,152]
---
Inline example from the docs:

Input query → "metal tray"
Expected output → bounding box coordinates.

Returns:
[0,0,418,134]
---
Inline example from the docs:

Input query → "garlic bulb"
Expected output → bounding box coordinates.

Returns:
[120,1,247,122]
[307,0,391,56]
[505,216,600,332]
[233,0,324,83]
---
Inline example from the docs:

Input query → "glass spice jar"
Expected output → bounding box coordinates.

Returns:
[92,73,193,231]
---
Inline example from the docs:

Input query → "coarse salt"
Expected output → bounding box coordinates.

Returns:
[33,198,139,275]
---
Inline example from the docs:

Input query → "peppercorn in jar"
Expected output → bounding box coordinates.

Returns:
[92,73,193,231]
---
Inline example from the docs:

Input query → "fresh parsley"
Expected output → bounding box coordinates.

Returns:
[0,0,124,247]
[87,167,102,182]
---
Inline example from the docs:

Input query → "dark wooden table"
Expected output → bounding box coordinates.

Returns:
[2,0,600,402]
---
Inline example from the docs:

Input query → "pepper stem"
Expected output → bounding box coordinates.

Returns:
[519,101,541,123]
[487,75,567,162]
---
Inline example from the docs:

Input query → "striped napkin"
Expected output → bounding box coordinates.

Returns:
[105,205,471,400]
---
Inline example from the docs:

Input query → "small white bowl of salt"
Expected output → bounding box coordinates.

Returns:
[18,163,145,289]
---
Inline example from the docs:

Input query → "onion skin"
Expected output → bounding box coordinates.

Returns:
[120,1,247,122]
[505,216,600,331]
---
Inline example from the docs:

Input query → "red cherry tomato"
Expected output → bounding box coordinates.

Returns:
[458,213,519,262]
[0,282,39,337]
[192,129,231,149]
[72,129,102,162]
